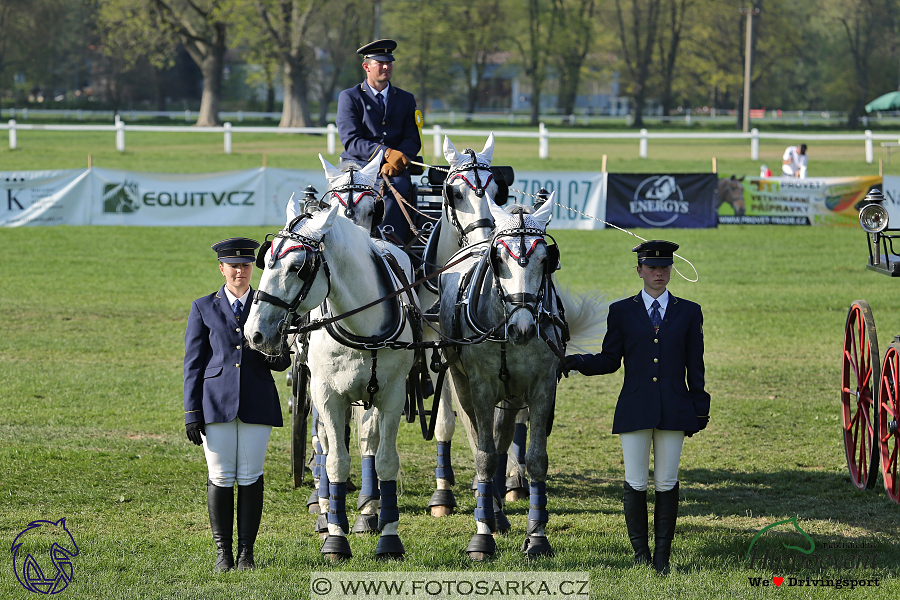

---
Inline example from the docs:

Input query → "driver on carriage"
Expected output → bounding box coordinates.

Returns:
[336,39,421,246]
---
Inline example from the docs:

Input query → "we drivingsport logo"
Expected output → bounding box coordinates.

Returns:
[745,517,880,590]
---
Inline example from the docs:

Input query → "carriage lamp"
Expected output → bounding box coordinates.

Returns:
[860,202,889,234]
[534,188,551,209]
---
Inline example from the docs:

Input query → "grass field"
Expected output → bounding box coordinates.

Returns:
[2,223,900,599]
[3,135,900,599]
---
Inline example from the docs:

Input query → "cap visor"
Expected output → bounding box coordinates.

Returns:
[220,257,255,264]
[639,258,673,266]
[365,53,395,62]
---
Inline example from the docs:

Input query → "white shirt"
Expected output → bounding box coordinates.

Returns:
[365,82,390,112]
[224,286,251,312]
[641,289,669,322]
[782,146,807,175]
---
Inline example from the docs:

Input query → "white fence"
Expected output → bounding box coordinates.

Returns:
[2,117,897,163]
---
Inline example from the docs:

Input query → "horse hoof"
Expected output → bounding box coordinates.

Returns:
[466,533,496,560]
[431,505,454,517]
[307,490,320,513]
[345,478,357,493]
[320,535,352,559]
[494,511,511,534]
[315,513,328,534]
[428,489,457,516]
[375,534,406,559]
[521,535,554,557]
[352,513,379,534]
[505,489,527,502]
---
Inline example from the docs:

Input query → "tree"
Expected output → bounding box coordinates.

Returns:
[655,0,692,116]
[254,0,323,127]
[512,0,558,125]
[309,0,364,125]
[151,0,230,126]
[552,0,596,117]
[450,0,508,116]
[613,0,662,127]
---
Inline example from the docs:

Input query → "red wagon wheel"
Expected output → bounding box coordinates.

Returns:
[879,343,900,502]
[841,300,880,490]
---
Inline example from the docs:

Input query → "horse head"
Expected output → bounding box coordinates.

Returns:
[718,175,746,216]
[442,133,502,245]
[486,194,556,345]
[245,201,340,356]
[319,151,383,232]
[11,518,79,594]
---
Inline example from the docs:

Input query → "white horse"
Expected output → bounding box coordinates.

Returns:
[437,194,605,559]
[245,200,416,560]
[418,133,521,517]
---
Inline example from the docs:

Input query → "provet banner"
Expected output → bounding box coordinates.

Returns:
[605,173,718,229]
[0,169,92,227]
[716,176,882,226]
[506,171,607,229]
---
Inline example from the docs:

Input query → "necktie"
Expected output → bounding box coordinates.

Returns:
[376,92,385,113]
[232,299,242,321]
[650,299,662,330]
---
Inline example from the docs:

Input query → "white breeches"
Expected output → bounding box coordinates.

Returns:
[620,428,684,492]
[203,418,272,487]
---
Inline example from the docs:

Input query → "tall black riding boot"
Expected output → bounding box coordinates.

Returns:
[623,482,651,565]
[207,479,234,572]
[236,475,264,571]
[653,482,680,575]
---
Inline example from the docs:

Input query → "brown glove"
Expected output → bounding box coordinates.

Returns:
[381,148,409,177]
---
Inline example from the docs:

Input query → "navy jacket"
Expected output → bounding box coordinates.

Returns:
[571,292,710,434]
[336,82,420,163]
[183,287,291,427]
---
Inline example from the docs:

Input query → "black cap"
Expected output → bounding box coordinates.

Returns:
[357,39,397,62]
[633,240,678,266]
[212,237,259,264]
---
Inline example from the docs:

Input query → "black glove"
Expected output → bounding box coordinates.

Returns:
[186,421,205,446]
[556,355,580,383]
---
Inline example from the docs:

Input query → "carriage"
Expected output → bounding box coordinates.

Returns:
[841,189,900,503]
[282,162,519,489]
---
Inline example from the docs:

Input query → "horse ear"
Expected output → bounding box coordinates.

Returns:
[285,192,302,223]
[443,135,461,166]
[318,153,342,183]
[360,150,383,186]
[306,203,340,236]
[531,191,555,230]
[486,193,507,225]
[479,132,495,164]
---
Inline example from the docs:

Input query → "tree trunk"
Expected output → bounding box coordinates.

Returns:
[530,82,542,126]
[633,91,645,128]
[195,45,224,126]
[280,56,312,127]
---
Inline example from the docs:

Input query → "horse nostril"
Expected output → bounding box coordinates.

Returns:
[251,331,264,345]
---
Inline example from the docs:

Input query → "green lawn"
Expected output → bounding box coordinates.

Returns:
[2,224,900,599]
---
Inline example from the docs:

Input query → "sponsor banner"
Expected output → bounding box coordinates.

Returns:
[90,168,269,226]
[881,176,900,226]
[717,176,882,226]
[506,172,607,229]
[0,169,91,227]
[264,168,329,224]
[606,173,717,229]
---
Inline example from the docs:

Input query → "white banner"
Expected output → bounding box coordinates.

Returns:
[89,168,270,226]
[0,169,91,227]
[508,171,607,229]
[0,168,608,229]
[882,176,900,226]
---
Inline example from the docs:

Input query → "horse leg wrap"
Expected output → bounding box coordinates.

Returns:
[435,441,455,486]
[493,452,508,502]
[377,480,399,531]
[317,460,330,503]
[527,481,549,535]
[511,423,527,464]
[475,481,497,533]
[327,482,350,534]
[357,454,380,510]
[313,439,324,480]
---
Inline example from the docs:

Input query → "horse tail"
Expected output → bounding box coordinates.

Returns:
[555,285,613,353]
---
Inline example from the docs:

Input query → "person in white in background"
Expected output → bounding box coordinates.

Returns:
[782,144,808,178]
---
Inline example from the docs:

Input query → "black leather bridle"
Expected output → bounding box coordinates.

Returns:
[443,149,496,246]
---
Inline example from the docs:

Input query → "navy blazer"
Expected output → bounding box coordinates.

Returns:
[571,292,710,434]
[336,82,420,163]
[183,287,291,427]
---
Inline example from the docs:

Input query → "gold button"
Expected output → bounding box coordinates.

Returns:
[235,363,240,368]
[236,345,241,350]
[654,339,658,343]
[235,328,240,332]
[653,377,657,382]
[653,358,658,363]
[382,121,386,125]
